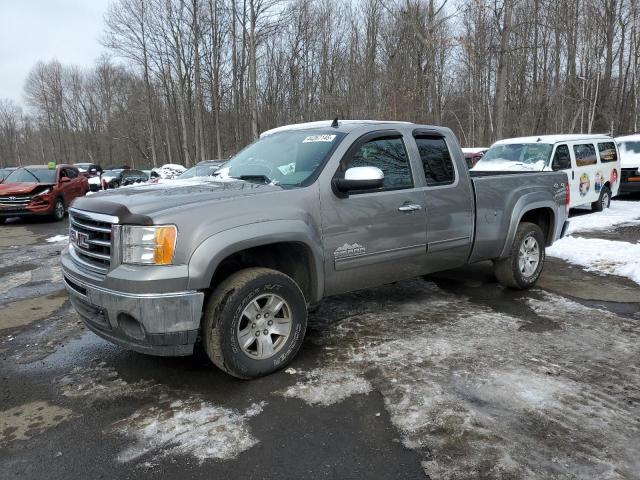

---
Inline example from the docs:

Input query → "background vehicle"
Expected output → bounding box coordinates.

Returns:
[461,148,487,168]
[178,160,226,179]
[615,134,640,195]
[62,121,569,379]
[151,163,186,179]
[0,164,88,223]
[101,169,148,189]
[473,134,620,210]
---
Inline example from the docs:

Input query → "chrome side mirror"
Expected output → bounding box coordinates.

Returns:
[334,166,384,194]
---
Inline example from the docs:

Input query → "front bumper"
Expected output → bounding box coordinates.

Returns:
[0,202,54,217]
[63,271,204,356]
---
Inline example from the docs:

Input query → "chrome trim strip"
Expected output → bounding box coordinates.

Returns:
[69,207,119,224]
[70,217,112,233]
[73,244,111,261]
[428,235,471,246]
[64,271,200,300]
[87,238,111,247]
[69,245,108,274]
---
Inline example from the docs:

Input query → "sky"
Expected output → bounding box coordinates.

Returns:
[0,0,112,104]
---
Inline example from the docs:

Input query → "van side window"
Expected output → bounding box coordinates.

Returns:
[598,142,618,163]
[552,144,571,170]
[573,144,597,166]
[345,137,413,190]
[415,137,455,186]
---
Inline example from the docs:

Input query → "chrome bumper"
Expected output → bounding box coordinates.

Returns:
[63,272,204,356]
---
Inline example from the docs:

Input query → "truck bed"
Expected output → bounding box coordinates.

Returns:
[468,170,567,263]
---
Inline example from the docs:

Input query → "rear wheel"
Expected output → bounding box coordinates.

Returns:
[494,222,545,289]
[51,198,65,221]
[591,186,611,212]
[203,267,307,379]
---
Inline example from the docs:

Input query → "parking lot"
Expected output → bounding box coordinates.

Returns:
[1,206,639,480]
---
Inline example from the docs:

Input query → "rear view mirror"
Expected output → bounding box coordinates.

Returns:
[333,166,384,194]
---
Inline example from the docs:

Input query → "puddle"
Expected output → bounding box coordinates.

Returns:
[0,400,73,446]
[0,290,67,330]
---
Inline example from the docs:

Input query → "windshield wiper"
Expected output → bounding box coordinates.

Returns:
[18,167,41,182]
[232,174,275,184]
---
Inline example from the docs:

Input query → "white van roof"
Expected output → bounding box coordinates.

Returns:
[493,134,613,145]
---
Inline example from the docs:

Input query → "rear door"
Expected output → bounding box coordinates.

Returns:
[596,141,620,196]
[411,132,474,272]
[571,142,599,206]
[320,130,428,296]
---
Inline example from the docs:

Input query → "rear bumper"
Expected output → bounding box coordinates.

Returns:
[63,272,204,356]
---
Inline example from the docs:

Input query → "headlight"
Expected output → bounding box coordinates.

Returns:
[121,225,177,265]
[35,188,50,197]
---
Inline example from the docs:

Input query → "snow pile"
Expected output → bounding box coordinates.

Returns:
[548,237,640,284]
[46,235,68,243]
[112,399,266,463]
[567,200,640,234]
[279,368,372,406]
[152,164,186,179]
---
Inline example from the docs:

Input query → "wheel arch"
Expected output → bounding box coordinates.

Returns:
[187,220,324,303]
[499,199,558,259]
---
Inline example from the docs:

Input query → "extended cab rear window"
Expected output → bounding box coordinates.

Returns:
[415,136,455,186]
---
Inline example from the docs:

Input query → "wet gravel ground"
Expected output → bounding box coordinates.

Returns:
[1,214,639,480]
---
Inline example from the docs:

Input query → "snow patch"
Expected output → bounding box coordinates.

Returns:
[280,368,372,406]
[112,399,266,463]
[567,201,640,234]
[46,235,68,243]
[58,362,155,400]
[548,236,640,284]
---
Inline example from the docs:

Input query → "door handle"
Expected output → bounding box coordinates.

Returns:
[398,204,422,212]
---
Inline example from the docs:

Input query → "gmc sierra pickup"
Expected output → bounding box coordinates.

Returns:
[61,120,570,378]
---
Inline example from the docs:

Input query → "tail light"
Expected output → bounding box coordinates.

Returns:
[564,182,570,214]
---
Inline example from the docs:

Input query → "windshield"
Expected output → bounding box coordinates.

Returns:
[225,130,346,186]
[4,168,56,183]
[103,170,123,177]
[180,164,221,179]
[478,143,552,168]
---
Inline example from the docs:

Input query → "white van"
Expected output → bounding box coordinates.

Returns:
[472,134,621,210]
[615,134,640,195]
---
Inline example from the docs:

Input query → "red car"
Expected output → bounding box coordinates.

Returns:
[0,164,88,223]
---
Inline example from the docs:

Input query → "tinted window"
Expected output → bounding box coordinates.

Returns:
[551,144,571,170]
[415,137,455,185]
[573,144,597,166]
[64,168,78,179]
[598,142,618,163]
[345,137,413,190]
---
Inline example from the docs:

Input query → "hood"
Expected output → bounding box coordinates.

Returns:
[72,177,284,222]
[472,160,545,172]
[0,182,54,196]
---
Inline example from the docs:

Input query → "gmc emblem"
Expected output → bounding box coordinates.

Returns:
[70,229,90,249]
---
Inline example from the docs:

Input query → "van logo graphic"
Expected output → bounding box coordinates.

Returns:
[334,243,366,260]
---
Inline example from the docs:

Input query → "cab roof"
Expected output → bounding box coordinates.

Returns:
[493,134,613,145]
[260,120,413,137]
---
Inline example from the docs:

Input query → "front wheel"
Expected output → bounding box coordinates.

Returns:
[591,186,611,212]
[203,267,307,379]
[51,198,65,221]
[494,222,545,289]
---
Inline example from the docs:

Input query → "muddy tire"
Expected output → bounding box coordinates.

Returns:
[203,267,307,379]
[494,222,545,290]
[591,186,611,212]
[51,198,65,221]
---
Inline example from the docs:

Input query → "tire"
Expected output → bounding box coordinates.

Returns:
[494,222,546,290]
[591,186,611,212]
[51,198,65,221]
[111,181,120,189]
[203,267,307,379]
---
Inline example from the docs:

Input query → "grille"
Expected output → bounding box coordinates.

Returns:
[0,194,33,207]
[69,209,117,274]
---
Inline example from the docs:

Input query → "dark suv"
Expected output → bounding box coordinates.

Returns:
[102,169,148,189]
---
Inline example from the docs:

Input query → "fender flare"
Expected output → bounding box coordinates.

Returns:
[498,195,557,259]
[187,219,325,302]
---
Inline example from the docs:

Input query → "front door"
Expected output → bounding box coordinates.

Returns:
[320,131,428,296]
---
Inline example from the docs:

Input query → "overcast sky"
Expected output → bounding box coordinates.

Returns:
[0,0,112,104]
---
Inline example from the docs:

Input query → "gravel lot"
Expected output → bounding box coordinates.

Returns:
[1,208,639,480]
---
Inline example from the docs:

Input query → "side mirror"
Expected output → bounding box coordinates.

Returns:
[60,176,70,183]
[333,166,384,194]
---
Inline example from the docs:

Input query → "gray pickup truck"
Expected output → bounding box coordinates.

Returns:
[61,120,569,378]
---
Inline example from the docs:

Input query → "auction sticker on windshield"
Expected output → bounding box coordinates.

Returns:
[303,135,336,143]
